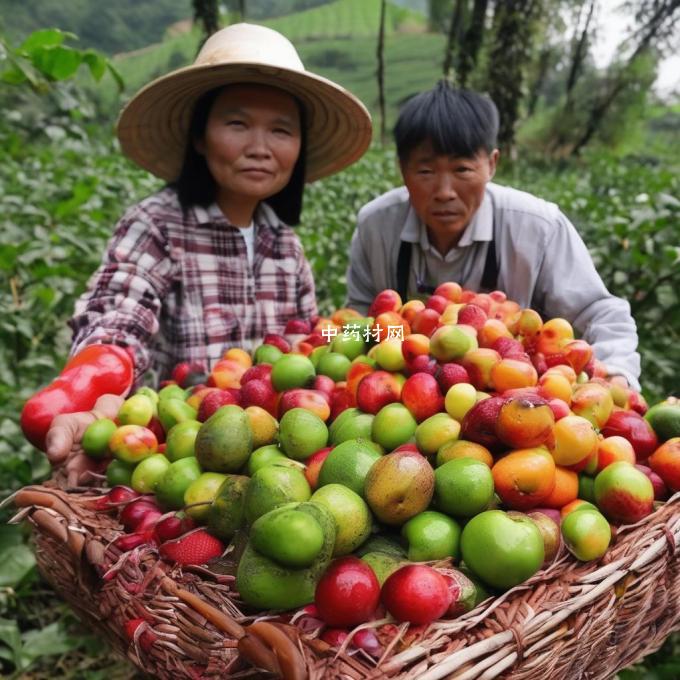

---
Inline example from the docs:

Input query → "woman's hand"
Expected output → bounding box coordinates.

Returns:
[45,393,125,486]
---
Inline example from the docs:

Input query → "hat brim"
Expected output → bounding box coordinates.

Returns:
[116,62,373,183]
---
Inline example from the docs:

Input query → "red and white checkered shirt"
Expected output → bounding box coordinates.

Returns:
[69,187,317,383]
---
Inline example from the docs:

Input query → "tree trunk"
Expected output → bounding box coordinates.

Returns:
[526,46,552,116]
[443,0,467,82]
[571,0,679,155]
[458,0,489,87]
[565,0,595,96]
[193,0,220,39]
[484,0,544,157]
[377,0,387,144]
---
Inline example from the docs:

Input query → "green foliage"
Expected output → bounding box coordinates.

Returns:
[0,0,192,54]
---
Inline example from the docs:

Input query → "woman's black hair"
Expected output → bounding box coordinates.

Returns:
[173,85,307,226]
[394,81,499,163]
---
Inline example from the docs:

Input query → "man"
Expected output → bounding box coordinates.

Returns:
[345,81,640,389]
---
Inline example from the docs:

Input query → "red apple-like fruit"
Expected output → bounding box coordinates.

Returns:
[401,373,444,422]
[435,362,470,393]
[304,447,333,490]
[381,565,451,624]
[356,371,401,415]
[315,557,381,627]
[461,396,505,450]
[601,410,659,460]
[593,461,654,524]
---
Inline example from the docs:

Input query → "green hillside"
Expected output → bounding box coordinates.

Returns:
[264,0,425,40]
[94,0,439,132]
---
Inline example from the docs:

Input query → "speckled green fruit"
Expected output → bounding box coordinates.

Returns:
[155,457,202,510]
[184,472,228,521]
[244,464,311,524]
[251,509,325,568]
[82,418,117,458]
[278,408,328,461]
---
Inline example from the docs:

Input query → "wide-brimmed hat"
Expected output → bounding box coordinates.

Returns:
[117,23,372,183]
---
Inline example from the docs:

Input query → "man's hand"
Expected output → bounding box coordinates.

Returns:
[45,393,125,486]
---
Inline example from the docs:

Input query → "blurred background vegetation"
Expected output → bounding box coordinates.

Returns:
[0,0,678,677]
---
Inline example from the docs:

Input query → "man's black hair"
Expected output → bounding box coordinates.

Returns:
[394,81,499,163]
[173,86,307,226]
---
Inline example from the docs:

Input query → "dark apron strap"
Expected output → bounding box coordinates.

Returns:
[396,240,412,301]
[480,220,498,292]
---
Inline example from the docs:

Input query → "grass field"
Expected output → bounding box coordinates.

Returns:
[92,0,441,131]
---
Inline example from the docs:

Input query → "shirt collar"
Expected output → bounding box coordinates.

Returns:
[191,201,284,233]
[399,188,494,249]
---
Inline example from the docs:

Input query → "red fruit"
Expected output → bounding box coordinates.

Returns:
[353,628,383,656]
[410,308,441,336]
[304,447,333,490]
[635,464,669,501]
[368,289,402,317]
[435,363,470,392]
[401,373,444,422]
[392,443,421,454]
[320,628,349,647]
[119,499,161,532]
[329,388,354,421]
[263,333,291,354]
[356,371,401,415]
[124,618,157,652]
[240,379,278,417]
[147,416,166,444]
[457,304,487,330]
[406,354,438,376]
[154,512,197,543]
[381,565,451,624]
[531,352,549,376]
[284,318,312,335]
[197,389,239,422]
[241,364,273,385]
[172,362,191,387]
[313,374,336,396]
[601,410,659,460]
[303,333,328,348]
[315,557,381,627]
[103,485,139,508]
[114,532,151,551]
[492,336,524,358]
[159,528,224,565]
[548,398,571,421]
[425,294,449,314]
[460,396,505,450]
[135,510,163,535]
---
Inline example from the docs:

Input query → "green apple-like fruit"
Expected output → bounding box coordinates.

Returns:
[460,510,544,590]
[401,511,461,562]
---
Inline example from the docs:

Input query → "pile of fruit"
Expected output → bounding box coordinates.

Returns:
[80,283,680,653]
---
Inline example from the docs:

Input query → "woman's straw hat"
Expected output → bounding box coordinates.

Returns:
[117,23,372,183]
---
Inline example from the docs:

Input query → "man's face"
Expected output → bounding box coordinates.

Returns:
[400,140,499,251]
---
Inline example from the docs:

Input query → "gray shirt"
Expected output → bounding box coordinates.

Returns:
[345,183,641,389]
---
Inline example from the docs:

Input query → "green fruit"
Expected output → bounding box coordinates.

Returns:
[117,394,155,427]
[278,408,328,460]
[207,475,250,541]
[561,508,611,561]
[158,384,187,401]
[130,454,171,494]
[251,509,325,568]
[331,332,367,360]
[271,354,316,392]
[355,534,406,558]
[329,410,374,445]
[360,551,403,585]
[184,472,228,521]
[136,387,159,411]
[317,352,351,382]
[165,420,202,461]
[578,475,596,503]
[254,344,283,365]
[317,438,382,498]
[309,345,330,369]
[371,403,417,451]
[461,510,544,590]
[434,458,494,517]
[645,401,680,440]
[244,464,311,524]
[195,405,253,472]
[158,398,197,433]
[248,445,288,475]
[310,483,372,556]
[155,457,202,510]
[236,501,336,610]
[106,459,134,487]
[402,511,462,561]
[82,418,117,458]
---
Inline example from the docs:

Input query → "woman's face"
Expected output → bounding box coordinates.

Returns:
[195,84,302,221]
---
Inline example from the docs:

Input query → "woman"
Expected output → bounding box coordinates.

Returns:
[45,23,372,475]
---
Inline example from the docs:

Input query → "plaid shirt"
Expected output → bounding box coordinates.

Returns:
[69,187,317,383]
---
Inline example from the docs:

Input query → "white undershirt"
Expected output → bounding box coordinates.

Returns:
[239,222,255,267]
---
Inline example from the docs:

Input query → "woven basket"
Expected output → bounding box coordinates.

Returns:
[9,480,680,680]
